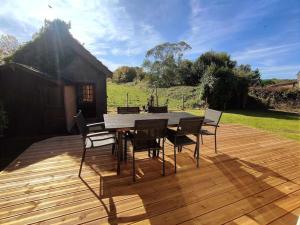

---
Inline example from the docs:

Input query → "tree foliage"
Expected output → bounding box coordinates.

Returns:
[112,66,138,83]
[0,34,19,64]
[7,19,74,78]
[198,53,260,109]
[177,59,197,85]
[143,41,191,87]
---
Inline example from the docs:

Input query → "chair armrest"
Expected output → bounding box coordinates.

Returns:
[203,122,219,127]
[87,122,105,127]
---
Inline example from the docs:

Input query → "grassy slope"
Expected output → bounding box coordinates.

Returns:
[107,82,300,141]
[107,81,200,109]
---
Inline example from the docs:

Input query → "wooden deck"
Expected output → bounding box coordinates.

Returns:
[0,124,299,225]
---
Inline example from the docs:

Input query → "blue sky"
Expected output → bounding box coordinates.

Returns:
[0,0,299,79]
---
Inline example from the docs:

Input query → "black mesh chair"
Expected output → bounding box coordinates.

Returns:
[74,111,116,177]
[75,110,107,133]
[129,119,168,182]
[167,117,204,173]
[148,106,168,113]
[117,106,140,160]
[117,107,140,114]
[201,109,223,153]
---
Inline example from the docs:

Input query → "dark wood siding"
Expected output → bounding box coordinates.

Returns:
[0,66,66,136]
[61,56,107,119]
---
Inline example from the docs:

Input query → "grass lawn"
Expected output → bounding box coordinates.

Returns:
[187,109,300,141]
[107,82,300,141]
[107,81,200,110]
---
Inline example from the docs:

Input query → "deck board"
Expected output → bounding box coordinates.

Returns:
[0,124,299,225]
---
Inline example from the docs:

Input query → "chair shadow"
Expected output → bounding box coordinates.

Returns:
[3,134,298,224]
[78,146,197,225]
[205,153,297,223]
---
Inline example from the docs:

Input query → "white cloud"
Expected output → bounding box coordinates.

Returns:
[0,0,164,66]
[232,43,300,61]
[184,0,281,54]
[259,65,300,78]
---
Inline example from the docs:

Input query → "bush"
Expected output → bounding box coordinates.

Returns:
[249,87,300,111]
[112,66,138,83]
[199,65,237,110]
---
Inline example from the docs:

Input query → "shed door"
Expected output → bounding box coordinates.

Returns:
[77,84,96,118]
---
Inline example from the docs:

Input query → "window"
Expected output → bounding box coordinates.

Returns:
[80,84,94,103]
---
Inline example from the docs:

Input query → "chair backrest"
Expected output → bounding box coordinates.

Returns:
[204,109,223,126]
[148,106,168,113]
[177,117,204,135]
[74,111,88,137]
[117,107,140,114]
[134,119,168,141]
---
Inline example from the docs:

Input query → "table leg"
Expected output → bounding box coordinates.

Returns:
[117,130,123,175]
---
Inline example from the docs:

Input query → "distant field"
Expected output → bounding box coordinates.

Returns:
[107,82,300,141]
[107,81,200,110]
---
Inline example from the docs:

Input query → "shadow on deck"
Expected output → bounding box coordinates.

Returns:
[0,124,299,224]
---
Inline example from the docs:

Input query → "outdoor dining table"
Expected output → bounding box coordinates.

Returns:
[104,112,212,174]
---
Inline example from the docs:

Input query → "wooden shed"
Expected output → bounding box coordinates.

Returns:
[0,60,110,136]
[0,20,112,136]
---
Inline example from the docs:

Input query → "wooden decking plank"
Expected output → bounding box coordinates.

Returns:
[0,124,299,225]
[1,151,298,211]
[0,140,297,191]
[44,173,300,225]
[268,207,300,225]
[176,183,300,225]
[2,164,299,221]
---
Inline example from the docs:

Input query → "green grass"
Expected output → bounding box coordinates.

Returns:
[187,109,300,141]
[107,82,300,141]
[107,81,200,110]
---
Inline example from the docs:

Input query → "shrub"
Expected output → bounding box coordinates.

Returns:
[249,87,300,111]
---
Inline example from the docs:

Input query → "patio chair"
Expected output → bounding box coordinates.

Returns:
[117,106,140,160]
[167,117,204,173]
[117,106,140,114]
[201,109,223,153]
[75,110,107,133]
[74,111,116,177]
[129,119,168,181]
[148,106,168,113]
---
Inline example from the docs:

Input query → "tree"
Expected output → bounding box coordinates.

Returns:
[143,41,191,87]
[193,51,236,82]
[177,59,198,85]
[0,34,19,63]
[112,66,137,83]
[135,67,146,81]
[7,19,74,78]
[199,65,238,110]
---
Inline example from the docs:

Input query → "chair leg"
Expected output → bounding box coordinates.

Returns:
[214,134,217,154]
[152,149,156,158]
[196,136,200,168]
[133,151,136,182]
[201,134,203,144]
[79,147,87,177]
[174,146,177,173]
[148,149,151,157]
[112,143,115,155]
[124,138,127,161]
[162,144,165,176]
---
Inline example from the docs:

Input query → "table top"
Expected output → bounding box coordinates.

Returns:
[104,112,201,130]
